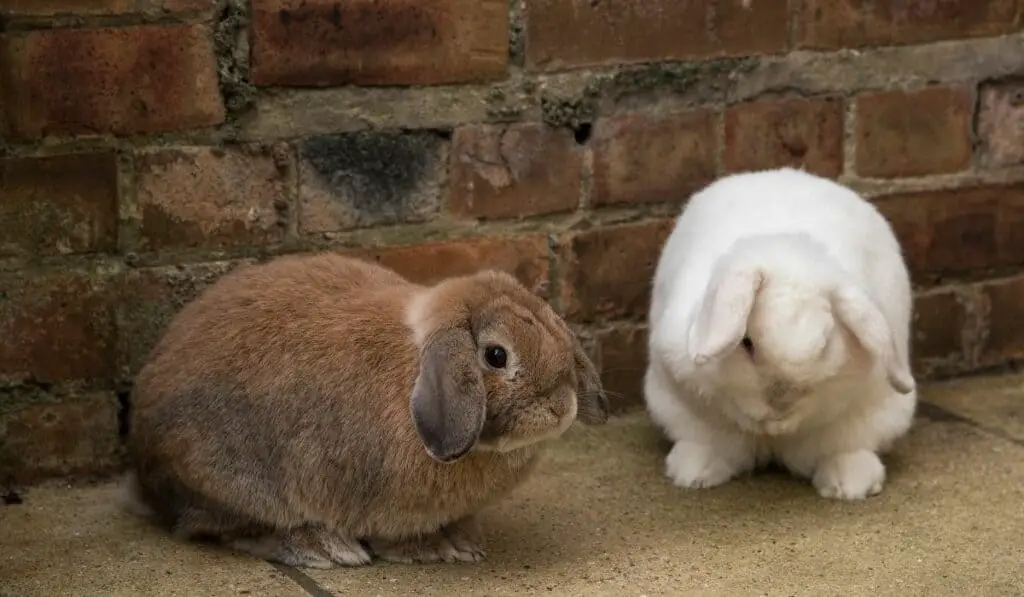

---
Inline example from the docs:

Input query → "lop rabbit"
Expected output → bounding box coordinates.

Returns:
[645,168,916,500]
[125,252,607,568]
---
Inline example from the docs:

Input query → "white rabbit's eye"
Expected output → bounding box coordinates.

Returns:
[741,336,754,355]
[484,345,508,369]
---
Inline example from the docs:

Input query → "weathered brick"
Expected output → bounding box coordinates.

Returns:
[525,0,789,71]
[724,96,844,177]
[592,110,717,208]
[911,289,969,375]
[873,184,1024,276]
[562,219,675,323]
[117,261,254,375]
[980,275,1024,366]
[0,0,214,16]
[0,0,132,14]
[794,0,1020,50]
[299,132,444,234]
[446,123,582,220]
[595,325,648,414]
[977,79,1024,169]
[0,25,224,138]
[250,0,508,86]
[0,153,118,258]
[855,87,973,178]
[0,272,116,382]
[354,235,550,290]
[152,0,214,10]
[134,146,290,252]
[0,395,120,484]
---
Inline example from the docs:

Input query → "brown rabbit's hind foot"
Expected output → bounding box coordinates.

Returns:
[117,472,157,520]
[367,517,486,564]
[229,525,372,569]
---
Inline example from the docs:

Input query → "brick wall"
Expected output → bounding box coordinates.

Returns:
[1,0,1023,485]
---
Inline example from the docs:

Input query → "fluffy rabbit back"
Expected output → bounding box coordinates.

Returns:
[651,168,908,338]
[130,255,427,534]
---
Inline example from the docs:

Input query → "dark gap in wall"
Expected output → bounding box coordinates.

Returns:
[573,122,593,145]
[116,388,132,440]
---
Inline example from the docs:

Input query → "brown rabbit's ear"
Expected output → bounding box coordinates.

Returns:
[572,335,609,425]
[410,326,487,463]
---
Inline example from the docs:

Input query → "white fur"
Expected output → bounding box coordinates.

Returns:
[645,168,918,500]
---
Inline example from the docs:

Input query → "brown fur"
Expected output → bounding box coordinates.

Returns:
[126,252,607,567]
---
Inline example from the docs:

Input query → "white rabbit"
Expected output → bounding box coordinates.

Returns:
[644,167,917,500]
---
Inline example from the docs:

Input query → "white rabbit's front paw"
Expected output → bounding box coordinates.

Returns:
[664,440,740,489]
[812,450,886,500]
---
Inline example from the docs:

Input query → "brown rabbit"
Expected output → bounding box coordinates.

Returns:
[125,252,608,568]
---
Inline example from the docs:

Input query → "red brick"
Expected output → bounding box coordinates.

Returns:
[0,25,224,139]
[250,0,508,87]
[300,132,445,233]
[135,146,290,252]
[353,235,550,290]
[0,0,214,16]
[0,0,131,14]
[0,395,121,484]
[117,261,254,375]
[855,87,973,178]
[724,96,844,177]
[562,219,675,323]
[0,153,118,258]
[157,0,215,10]
[595,325,648,414]
[794,0,1020,50]
[873,184,1024,276]
[977,80,1024,169]
[911,289,969,376]
[525,0,789,71]
[447,123,581,220]
[0,272,116,382]
[592,110,718,208]
[979,275,1024,366]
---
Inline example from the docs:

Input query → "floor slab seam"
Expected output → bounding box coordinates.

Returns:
[270,563,336,597]
[918,401,1024,449]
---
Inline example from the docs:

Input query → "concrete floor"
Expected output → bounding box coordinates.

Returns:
[2,374,1023,597]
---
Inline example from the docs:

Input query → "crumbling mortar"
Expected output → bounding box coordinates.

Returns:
[961,283,991,369]
[0,12,208,32]
[213,0,257,130]
[508,0,526,67]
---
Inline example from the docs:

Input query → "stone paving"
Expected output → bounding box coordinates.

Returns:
[3,373,1023,596]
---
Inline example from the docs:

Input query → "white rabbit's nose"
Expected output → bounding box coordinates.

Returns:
[764,379,811,411]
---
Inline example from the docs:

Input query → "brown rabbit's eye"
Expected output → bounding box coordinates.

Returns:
[741,336,754,355]
[484,345,508,369]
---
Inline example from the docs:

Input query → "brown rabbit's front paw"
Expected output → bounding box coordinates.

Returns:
[442,517,486,561]
[368,519,486,564]
[230,525,371,569]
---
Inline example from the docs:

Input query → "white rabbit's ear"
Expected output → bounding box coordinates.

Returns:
[831,284,916,395]
[688,268,763,365]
